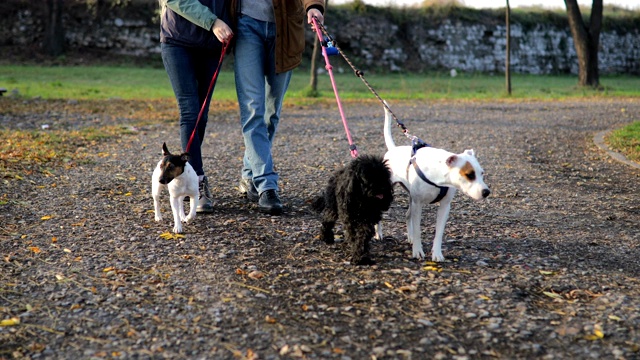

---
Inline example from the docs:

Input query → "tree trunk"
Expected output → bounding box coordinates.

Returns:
[44,0,65,56]
[308,0,328,97]
[505,0,511,95]
[564,0,602,88]
[309,35,320,95]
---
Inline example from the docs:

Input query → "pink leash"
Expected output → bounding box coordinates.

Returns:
[312,17,358,158]
[185,39,232,153]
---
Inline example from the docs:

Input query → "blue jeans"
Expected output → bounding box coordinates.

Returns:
[161,42,221,177]
[234,15,292,194]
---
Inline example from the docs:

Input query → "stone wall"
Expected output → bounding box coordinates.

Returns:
[2,3,639,75]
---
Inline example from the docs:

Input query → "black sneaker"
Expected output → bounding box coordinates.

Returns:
[258,189,283,215]
[238,177,259,202]
[196,176,214,213]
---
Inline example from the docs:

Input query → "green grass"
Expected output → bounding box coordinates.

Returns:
[2,65,640,102]
[1,64,638,164]
[607,121,640,162]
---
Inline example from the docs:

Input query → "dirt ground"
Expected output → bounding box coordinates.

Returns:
[1,97,639,360]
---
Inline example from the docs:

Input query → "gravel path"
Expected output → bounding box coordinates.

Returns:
[1,98,639,359]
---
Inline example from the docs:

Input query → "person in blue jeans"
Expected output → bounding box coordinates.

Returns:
[231,0,325,215]
[159,0,233,213]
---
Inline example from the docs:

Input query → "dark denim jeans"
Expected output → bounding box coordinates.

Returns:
[161,42,222,176]
[234,15,292,194]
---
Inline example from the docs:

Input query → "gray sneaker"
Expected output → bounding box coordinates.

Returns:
[196,176,214,213]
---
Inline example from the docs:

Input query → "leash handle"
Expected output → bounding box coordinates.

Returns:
[185,38,232,153]
[312,17,358,158]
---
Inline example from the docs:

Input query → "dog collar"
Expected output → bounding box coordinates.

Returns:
[408,157,449,204]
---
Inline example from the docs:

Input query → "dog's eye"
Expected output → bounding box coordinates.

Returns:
[466,171,476,181]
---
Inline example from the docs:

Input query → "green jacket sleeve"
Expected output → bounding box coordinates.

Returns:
[163,0,218,31]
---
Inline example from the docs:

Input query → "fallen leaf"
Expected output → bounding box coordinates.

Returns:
[0,317,20,326]
[265,315,277,324]
[539,270,555,275]
[397,285,417,292]
[248,271,264,280]
[41,215,52,220]
[103,267,115,272]
[608,315,623,322]
[423,265,442,272]
[28,246,42,254]
[384,282,394,289]
[543,291,563,300]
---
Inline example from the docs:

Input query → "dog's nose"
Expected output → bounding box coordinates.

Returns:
[482,189,491,198]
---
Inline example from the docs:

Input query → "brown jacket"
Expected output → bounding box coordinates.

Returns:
[229,0,325,73]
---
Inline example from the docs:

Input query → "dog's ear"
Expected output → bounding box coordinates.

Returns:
[446,155,458,167]
[464,149,476,157]
[162,142,171,156]
[180,153,191,163]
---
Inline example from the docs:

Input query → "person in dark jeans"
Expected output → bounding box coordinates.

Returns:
[231,0,325,215]
[159,0,233,213]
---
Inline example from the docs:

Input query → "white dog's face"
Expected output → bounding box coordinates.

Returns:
[447,149,490,201]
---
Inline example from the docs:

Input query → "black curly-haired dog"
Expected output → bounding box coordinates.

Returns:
[312,154,394,265]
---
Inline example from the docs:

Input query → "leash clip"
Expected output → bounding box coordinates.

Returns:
[322,37,339,56]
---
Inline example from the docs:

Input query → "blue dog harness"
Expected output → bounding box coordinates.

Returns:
[407,140,449,204]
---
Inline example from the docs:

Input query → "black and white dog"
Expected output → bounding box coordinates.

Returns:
[152,142,199,233]
[313,155,394,265]
[380,104,490,261]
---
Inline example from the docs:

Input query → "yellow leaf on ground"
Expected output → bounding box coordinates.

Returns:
[608,315,623,321]
[384,282,394,289]
[28,246,41,254]
[423,265,443,272]
[0,317,20,326]
[41,215,52,220]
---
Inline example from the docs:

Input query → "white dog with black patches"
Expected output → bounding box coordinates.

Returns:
[152,142,199,234]
[378,104,490,261]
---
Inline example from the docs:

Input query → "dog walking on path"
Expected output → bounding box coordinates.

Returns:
[152,142,199,234]
[313,154,394,265]
[381,104,490,261]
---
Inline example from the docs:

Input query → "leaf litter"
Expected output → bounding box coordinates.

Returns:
[1,97,639,359]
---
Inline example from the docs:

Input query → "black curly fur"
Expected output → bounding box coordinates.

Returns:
[312,155,394,265]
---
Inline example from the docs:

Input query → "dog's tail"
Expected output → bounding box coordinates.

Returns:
[311,193,326,213]
[383,101,396,150]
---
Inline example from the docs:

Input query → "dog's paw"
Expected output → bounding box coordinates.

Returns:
[431,252,445,262]
[173,224,183,234]
[412,245,425,259]
[353,256,376,266]
[155,214,162,222]
[319,230,335,244]
[184,214,195,223]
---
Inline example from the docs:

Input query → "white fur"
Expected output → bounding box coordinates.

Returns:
[151,160,199,234]
[379,104,490,261]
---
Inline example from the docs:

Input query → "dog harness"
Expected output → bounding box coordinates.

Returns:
[408,141,449,204]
